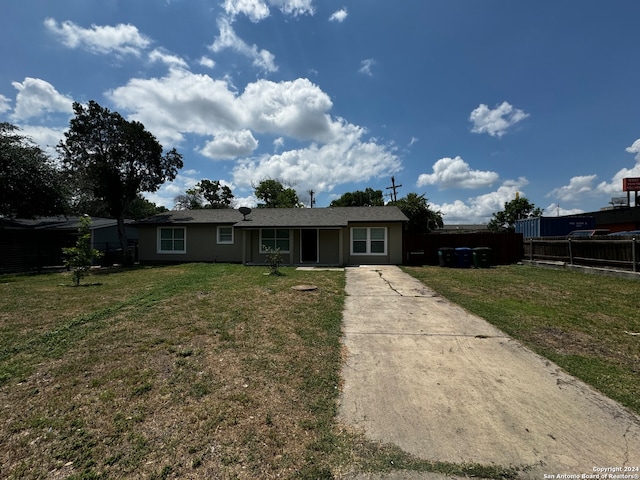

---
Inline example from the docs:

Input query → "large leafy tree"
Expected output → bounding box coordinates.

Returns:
[174,187,204,210]
[58,101,183,263]
[488,194,542,232]
[390,192,443,233]
[174,179,234,210]
[254,178,300,208]
[329,188,384,207]
[0,123,68,218]
[199,179,234,208]
[126,194,168,220]
[70,192,166,219]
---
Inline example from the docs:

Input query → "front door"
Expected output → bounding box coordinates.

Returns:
[301,229,318,263]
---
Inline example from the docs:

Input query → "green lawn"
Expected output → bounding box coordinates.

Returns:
[403,264,640,415]
[0,264,349,479]
[4,263,634,479]
[1,264,514,480]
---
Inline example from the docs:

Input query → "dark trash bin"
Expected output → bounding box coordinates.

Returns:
[455,247,472,268]
[438,247,456,267]
[407,250,425,265]
[472,247,492,268]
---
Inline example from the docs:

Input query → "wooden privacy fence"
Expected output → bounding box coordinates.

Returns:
[404,232,524,266]
[0,239,138,274]
[524,237,640,272]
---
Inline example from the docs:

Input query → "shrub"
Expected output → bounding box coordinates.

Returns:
[62,216,103,286]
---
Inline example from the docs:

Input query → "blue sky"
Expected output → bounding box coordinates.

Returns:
[2,0,640,223]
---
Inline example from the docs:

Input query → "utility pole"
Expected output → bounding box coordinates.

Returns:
[386,176,402,202]
[308,189,316,208]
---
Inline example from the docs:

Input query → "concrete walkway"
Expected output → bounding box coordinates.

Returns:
[338,266,640,479]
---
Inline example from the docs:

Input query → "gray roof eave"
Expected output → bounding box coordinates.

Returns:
[135,206,408,227]
[232,220,349,228]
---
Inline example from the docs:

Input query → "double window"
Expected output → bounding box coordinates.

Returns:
[260,229,290,253]
[158,227,186,253]
[351,227,387,255]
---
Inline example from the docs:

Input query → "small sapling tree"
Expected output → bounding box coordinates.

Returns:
[62,216,103,286]
[264,246,283,276]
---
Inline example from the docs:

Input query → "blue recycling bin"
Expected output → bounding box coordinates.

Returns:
[455,247,472,268]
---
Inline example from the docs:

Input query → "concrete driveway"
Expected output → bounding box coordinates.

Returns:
[338,266,640,479]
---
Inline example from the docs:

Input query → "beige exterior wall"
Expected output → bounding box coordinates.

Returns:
[243,229,294,265]
[242,228,344,265]
[318,229,341,265]
[344,223,403,265]
[139,222,404,266]
[388,223,404,264]
[138,224,243,263]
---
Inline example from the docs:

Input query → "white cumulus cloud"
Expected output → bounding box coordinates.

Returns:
[270,0,315,16]
[329,8,348,22]
[107,71,336,146]
[222,0,314,21]
[547,174,599,202]
[199,56,216,69]
[432,177,529,224]
[143,170,201,209]
[148,49,189,69]
[416,156,499,189]
[107,69,242,145]
[239,78,334,141]
[200,130,258,159]
[549,140,640,203]
[359,59,376,76]
[0,94,11,114]
[14,125,67,158]
[231,127,400,193]
[44,18,151,56]
[107,70,400,194]
[469,101,529,137]
[595,140,640,194]
[625,138,640,161]
[223,0,271,22]
[273,137,285,151]
[10,77,74,121]
[210,18,277,73]
[542,203,585,216]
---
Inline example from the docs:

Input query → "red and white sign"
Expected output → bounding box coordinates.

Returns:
[622,177,640,191]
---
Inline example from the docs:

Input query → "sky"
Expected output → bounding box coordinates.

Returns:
[2,0,640,224]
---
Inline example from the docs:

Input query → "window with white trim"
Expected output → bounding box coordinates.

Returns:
[217,226,234,244]
[260,229,290,252]
[350,227,387,255]
[158,227,186,253]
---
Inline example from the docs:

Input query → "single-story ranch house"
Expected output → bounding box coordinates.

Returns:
[136,206,408,266]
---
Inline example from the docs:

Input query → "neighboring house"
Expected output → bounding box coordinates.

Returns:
[437,224,489,233]
[135,206,408,266]
[0,216,138,273]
